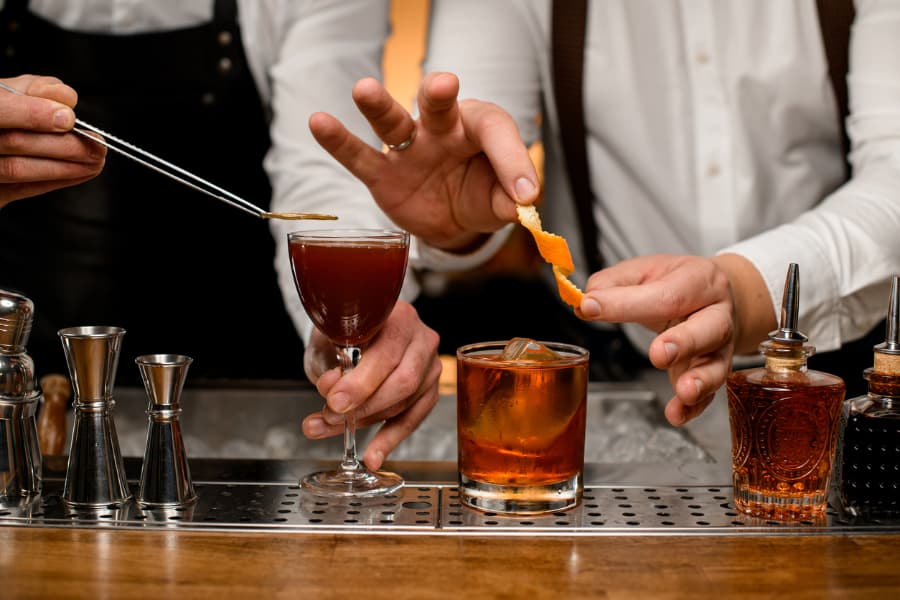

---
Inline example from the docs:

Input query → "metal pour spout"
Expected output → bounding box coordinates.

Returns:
[769,263,809,344]
[876,276,900,356]
[872,276,900,375]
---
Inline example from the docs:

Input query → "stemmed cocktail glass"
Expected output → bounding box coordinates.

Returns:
[288,228,409,497]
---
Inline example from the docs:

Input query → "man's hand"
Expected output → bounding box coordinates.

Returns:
[0,75,106,207]
[301,301,442,470]
[309,72,540,252]
[578,253,775,426]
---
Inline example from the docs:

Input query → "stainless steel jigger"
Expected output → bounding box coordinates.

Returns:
[0,289,42,501]
[135,354,196,507]
[59,326,131,507]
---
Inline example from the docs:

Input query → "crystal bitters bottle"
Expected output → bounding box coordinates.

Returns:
[836,275,900,518]
[726,263,846,519]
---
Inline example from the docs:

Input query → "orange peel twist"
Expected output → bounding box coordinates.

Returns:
[516,205,584,308]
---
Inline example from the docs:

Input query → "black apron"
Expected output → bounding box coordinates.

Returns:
[0,0,304,384]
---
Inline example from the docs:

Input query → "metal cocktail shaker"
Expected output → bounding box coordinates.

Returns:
[0,289,42,501]
[59,325,131,507]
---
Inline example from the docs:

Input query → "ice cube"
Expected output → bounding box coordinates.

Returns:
[499,337,561,362]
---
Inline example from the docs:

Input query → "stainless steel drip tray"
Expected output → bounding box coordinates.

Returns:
[1,460,898,536]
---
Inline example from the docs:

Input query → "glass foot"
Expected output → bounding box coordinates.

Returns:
[301,466,404,498]
[458,473,582,514]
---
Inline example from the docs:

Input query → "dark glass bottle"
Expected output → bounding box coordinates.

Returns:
[726,264,845,520]
[836,276,900,518]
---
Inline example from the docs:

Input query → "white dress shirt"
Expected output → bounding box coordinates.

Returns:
[425,0,900,355]
[9,0,410,344]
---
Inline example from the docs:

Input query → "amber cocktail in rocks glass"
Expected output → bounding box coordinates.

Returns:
[457,339,589,514]
[288,228,409,497]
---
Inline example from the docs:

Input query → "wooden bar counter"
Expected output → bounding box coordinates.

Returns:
[2,525,899,599]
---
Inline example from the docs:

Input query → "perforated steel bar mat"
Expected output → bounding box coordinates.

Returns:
[0,482,439,533]
[439,485,899,535]
[1,481,898,536]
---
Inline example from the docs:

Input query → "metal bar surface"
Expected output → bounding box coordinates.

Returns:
[1,459,897,537]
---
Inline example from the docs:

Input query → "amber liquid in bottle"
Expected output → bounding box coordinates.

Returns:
[726,342,845,520]
[836,371,900,517]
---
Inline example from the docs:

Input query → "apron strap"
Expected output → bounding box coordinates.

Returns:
[214,0,238,28]
[550,0,602,275]
[816,0,855,179]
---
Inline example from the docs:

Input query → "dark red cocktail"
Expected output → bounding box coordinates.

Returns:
[286,229,410,497]
[289,236,408,347]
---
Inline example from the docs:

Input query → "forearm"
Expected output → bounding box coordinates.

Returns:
[716,1,900,353]
[711,253,776,356]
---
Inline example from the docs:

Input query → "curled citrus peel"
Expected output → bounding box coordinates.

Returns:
[516,205,584,308]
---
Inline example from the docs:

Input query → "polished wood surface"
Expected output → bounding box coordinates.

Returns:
[2,526,898,599]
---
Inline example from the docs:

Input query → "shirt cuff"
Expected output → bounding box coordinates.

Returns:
[411,224,515,272]
[718,224,842,352]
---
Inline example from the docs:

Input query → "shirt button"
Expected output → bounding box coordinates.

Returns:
[706,162,721,177]
[695,51,710,65]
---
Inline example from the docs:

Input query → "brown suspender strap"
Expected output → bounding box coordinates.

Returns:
[551,0,603,275]
[551,1,855,276]
[816,0,855,178]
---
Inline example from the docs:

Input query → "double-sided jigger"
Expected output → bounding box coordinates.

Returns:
[135,354,196,507]
[0,289,42,502]
[59,325,131,507]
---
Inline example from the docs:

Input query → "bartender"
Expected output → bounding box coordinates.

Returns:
[0,0,389,382]
[0,0,444,470]
[308,0,900,425]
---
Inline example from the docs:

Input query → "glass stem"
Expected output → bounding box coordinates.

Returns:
[337,345,362,472]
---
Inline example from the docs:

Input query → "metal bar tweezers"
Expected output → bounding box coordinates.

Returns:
[0,81,334,220]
